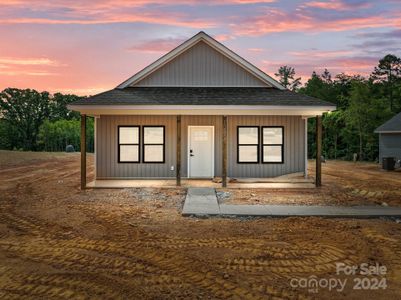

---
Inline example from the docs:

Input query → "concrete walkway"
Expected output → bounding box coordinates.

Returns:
[182,188,220,215]
[182,188,401,218]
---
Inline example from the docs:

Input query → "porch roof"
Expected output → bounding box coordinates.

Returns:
[70,87,335,107]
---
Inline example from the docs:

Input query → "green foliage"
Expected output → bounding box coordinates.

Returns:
[0,88,90,152]
[0,119,21,150]
[298,55,401,161]
[371,54,401,112]
[0,88,51,150]
[38,118,94,152]
[51,93,82,120]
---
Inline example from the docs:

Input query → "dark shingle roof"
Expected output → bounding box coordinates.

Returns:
[71,87,335,107]
[375,112,401,133]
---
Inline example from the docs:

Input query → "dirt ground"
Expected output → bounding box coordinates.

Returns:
[1,151,401,299]
[219,160,401,207]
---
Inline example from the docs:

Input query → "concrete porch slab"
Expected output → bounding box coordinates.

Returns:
[227,182,315,189]
[87,179,314,189]
[86,179,222,189]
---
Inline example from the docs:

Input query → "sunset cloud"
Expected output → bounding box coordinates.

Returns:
[0,0,400,95]
[0,70,58,76]
[288,50,356,58]
[0,15,216,28]
[304,0,371,11]
[231,8,401,36]
[263,55,379,81]
[248,48,264,52]
[0,57,60,66]
[127,37,186,53]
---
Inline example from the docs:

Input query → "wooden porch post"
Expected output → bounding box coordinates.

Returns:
[80,114,87,190]
[176,115,181,186]
[222,115,227,188]
[315,115,322,187]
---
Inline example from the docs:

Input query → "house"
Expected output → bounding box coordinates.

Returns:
[68,31,336,189]
[375,112,401,164]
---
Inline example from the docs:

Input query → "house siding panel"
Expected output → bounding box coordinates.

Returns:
[96,115,305,179]
[227,115,305,178]
[379,133,401,162]
[134,41,267,87]
[96,115,177,179]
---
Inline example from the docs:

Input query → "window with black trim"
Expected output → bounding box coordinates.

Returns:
[143,126,165,163]
[237,126,259,163]
[262,126,284,163]
[118,126,140,163]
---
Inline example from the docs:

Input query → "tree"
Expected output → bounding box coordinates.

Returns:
[321,69,332,83]
[0,88,51,150]
[322,110,346,159]
[299,71,336,104]
[346,80,391,160]
[371,54,401,112]
[51,93,82,120]
[275,65,301,91]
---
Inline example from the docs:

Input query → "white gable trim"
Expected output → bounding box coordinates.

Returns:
[117,32,285,90]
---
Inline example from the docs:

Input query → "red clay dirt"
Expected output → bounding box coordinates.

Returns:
[0,151,401,299]
[219,160,401,206]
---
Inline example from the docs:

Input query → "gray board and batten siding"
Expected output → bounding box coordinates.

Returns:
[375,112,401,162]
[134,41,267,87]
[379,133,401,162]
[95,115,305,179]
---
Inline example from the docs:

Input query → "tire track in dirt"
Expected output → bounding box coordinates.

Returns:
[0,210,314,299]
[223,243,357,276]
[0,206,364,298]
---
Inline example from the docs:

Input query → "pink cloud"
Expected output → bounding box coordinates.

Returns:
[0,15,216,28]
[288,50,356,58]
[0,1,218,28]
[262,55,378,82]
[127,37,186,53]
[231,8,401,36]
[213,34,236,42]
[304,0,371,11]
[248,48,264,52]
[0,57,61,66]
[0,70,58,76]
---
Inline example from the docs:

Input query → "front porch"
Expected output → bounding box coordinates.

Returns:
[80,114,323,189]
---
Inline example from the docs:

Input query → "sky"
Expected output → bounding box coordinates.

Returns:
[0,0,400,95]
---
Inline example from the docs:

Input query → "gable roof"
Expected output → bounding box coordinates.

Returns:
[117,31,285,90]
[375,112,401,133]
[70,87,335,106]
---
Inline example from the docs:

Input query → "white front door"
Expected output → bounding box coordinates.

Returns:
[188,126,214,178]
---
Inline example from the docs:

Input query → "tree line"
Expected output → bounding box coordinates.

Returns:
[0,89,94,152]
[1,54,400,160]
[275,54,401,161]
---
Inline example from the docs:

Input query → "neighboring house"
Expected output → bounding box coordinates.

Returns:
[375,112,401,163]
[68,31,336,189]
